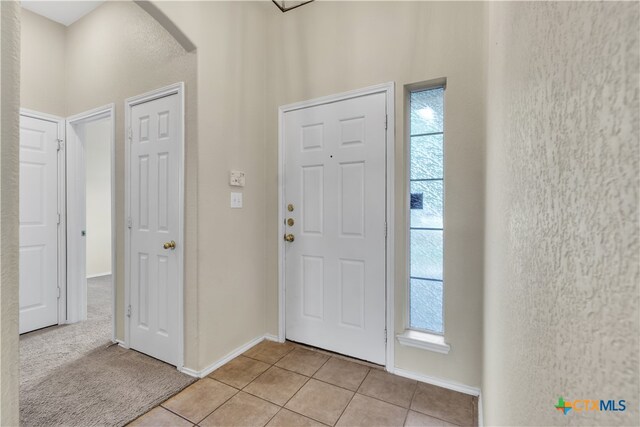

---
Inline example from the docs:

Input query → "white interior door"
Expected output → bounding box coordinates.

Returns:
[284,92,387,364]
[129,93,181,366]
[19,114,60,334]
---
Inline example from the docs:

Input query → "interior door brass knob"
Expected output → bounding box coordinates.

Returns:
[284,234,295,242]
[287,218,295,227]
[163,240,176,250]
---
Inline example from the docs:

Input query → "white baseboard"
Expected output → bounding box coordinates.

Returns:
[113,339,128,349]
[87,272,112,279]
[391,367,481,397]
[264,333,281,342]
[178,334,271,378]
[179,366,201,378]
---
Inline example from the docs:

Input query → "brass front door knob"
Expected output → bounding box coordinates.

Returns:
[163,240,176,250]
[284,234,295,242]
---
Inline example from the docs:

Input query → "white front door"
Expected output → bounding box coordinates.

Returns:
[19,115,60,334]
[283,92,387,364]
[129,93,181,365]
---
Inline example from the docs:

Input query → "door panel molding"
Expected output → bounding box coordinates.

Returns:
[124,83,184,370]
[19,109,66,331]
[277,82,395,370]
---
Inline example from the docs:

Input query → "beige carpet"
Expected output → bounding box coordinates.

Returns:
[20,276,196,427]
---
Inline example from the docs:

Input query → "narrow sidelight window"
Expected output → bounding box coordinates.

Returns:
[409,86,445,334]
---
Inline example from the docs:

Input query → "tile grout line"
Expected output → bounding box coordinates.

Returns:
[311,374,364,394]
[402,380,420,426]
[277,357,334,425]
[205,349,291,427]
[329,367,380,425]
[182,342,467,427]
[332,381,360,426]
[153,405,195,425]
[261,407,283,427]
[239,345,308,426]
[194,378,242,425]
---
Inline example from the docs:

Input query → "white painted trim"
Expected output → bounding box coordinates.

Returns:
[403,80,448,338]
[392,367,481,397]
[115,339,129,349]
[179,335,272,378]
[20,108,64,123]
[66,105,115,343]
[277,82,396,371]
[19,109,67,327]
[478,392,484,427]
[396,330,450,354]
[86,272,112,279]
[385,83,396,372]
[124,82,185,371]
[264,334,280,343]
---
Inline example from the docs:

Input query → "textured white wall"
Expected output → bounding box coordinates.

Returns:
[20,8,65,117]
[265,1,485,388]
[0,1,20,424]
[83,117,112,277]
[63,0,199,367]
[484,2,639,425]
[151,1,270,370]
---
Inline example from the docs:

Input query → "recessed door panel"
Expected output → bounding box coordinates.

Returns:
[302,123,324,151]
[20,162,46,225]
[340,117,365,146]
[339,259,365,328]
[302,165,324,235]
[340,162,365,237]
[138,253,149,328]
[302,255,324,320]
[138,156,149,230]
[19,245,46,310]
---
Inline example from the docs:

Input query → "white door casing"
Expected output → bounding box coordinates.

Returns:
[66,104,115,334]
[282,90,388,364]
[126,84,184,367]
[65,120,87,323]
[19,113,64,334]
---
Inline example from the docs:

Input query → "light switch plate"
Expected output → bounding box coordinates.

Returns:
[230,192,243,208]
[229,170,246,187]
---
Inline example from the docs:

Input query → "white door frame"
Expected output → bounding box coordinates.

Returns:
[19,108,67,328]
[124,82,185,370]
[277,82,395,371]
[66,104,116,340]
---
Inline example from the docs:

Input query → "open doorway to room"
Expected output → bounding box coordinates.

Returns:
[66,106,115,339]
[18,1,198,425]
[18,106,115,338]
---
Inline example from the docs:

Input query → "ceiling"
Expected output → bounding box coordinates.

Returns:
[21,1,105,26]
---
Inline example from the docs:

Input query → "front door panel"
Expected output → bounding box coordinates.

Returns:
[284,92,387,364]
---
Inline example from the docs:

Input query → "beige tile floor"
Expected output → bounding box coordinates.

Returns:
[130,340,478,427]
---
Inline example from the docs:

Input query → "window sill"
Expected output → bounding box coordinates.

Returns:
[396,330,450,354]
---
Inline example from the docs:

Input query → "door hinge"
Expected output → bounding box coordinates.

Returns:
[385,115,388,130]
[57,213,61,225]
[384,221,387,237]
[128,127,132,141]
[127,217,132,229]
[384,328,388,343]
[56,139,64,151]
[127,305,132,318]
[57,287,61,299]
